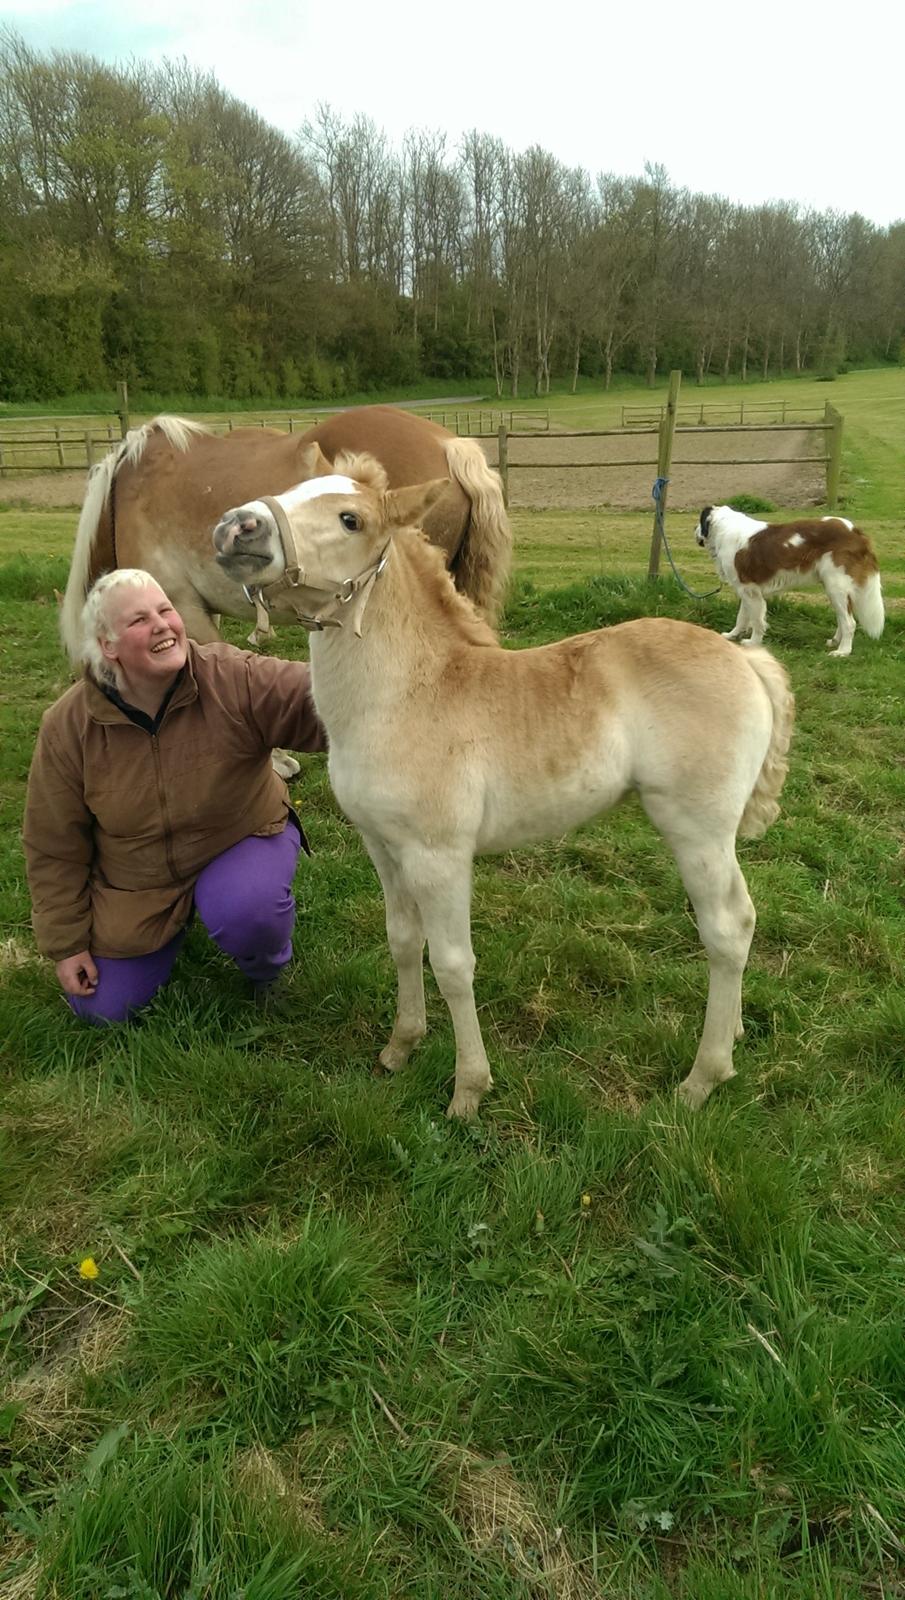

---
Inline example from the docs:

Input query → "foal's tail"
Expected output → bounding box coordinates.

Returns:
[60,415,208,665]
[738,648,795,840]
[444,438,512,625]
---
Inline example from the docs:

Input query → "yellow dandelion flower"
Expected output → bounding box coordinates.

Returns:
[580,1193,592,1209]
[79,1256,100,1280]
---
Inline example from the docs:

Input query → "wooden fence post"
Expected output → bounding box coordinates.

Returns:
[647,369,682,578]
[825,402,843,511]
[116,380,130,439]
[497,423,509,508]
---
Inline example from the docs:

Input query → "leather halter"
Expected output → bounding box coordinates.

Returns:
[242,494,390,640]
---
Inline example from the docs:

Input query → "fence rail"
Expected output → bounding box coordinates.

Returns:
[0,404,550,472]
[621,401,827,427]
[0,423,122,473]
[495,388,842,533]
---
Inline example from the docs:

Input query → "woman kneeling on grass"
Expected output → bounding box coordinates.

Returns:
[23,568,326,1023]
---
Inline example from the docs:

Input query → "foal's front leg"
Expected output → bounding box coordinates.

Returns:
[361,833,427,1073]
[401,845,492,1119]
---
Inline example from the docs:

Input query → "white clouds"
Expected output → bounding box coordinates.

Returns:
[6,0,901,224]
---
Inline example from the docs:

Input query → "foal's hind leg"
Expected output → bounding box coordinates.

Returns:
[643,801,756,1107]
[362,833,427,1073]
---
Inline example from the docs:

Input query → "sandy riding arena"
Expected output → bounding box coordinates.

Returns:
[2,422,824,515]
[481,425,825,510]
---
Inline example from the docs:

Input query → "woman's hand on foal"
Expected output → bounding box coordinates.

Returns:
[56,951,99,996]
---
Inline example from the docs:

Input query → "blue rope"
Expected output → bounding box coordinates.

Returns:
[651,477,722,600]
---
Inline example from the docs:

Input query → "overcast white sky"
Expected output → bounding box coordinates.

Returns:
[5,0,901,225]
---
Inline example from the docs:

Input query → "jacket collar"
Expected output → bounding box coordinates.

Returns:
[84,642,200,725]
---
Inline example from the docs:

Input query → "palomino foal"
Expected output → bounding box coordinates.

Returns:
[213,455,794,1118]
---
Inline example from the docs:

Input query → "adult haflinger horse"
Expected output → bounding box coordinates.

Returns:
[59,406,511,662]
[213,450,794,1119]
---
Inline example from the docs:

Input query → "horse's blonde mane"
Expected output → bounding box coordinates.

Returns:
[60,415,213,663]
[120,414,210,468]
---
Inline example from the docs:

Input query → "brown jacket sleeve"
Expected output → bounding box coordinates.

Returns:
[241,654,328,755]
[22,715,95,961]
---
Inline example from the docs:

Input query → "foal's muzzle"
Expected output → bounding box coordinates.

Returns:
[212,507,276,575]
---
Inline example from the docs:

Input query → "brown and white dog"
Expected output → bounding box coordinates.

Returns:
[695,505,884,657]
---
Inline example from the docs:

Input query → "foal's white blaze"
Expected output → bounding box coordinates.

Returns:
[275,475,361,513]
[237,477,361,527]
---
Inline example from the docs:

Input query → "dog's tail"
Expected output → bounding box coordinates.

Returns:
[738,647,795,840]
[851,567,885,639]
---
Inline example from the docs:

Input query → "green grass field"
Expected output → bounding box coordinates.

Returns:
[2,369,905,1597]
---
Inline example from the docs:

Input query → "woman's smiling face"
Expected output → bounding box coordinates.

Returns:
[100,582,188,695]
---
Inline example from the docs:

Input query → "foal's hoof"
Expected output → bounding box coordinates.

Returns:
[446,1088,484,1120]
[677,1078,710,1110]
[378,1043,407,1074]
[677,1065,737,1109]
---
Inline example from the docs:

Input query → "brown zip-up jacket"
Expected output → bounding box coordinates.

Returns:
[23,641,326,962]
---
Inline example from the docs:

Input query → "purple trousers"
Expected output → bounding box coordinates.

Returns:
[69,825,302,1025]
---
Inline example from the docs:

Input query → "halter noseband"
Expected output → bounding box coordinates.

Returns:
[242,493,390,641]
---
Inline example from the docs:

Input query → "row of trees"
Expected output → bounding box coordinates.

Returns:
[1,30,903,402]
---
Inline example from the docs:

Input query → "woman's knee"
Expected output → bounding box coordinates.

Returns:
[195,833,299,953]
[206,893,296,956]
[66,942,181,1024]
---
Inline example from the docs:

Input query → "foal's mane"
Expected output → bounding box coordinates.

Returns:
[397,529,499,649]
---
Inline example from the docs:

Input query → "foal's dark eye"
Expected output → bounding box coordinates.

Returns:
[339,510,361,532]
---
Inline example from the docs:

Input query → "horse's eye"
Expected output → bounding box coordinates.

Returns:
[339,510,361,533]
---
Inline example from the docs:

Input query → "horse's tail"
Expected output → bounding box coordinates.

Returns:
[60,415,210,664]
[444,438,512,625]
[738,647,795,840]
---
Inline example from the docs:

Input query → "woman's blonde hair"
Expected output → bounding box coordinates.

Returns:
[80,570,165,683]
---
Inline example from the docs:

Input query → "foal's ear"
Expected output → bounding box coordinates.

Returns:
[298,442,333,478]
[384,479,448,530]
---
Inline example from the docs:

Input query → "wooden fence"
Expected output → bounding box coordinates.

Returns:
[208,407,549,437]
[0,401,550,472]
[495,374,843,576]
[0,420,125,473]
[621,399,827,427]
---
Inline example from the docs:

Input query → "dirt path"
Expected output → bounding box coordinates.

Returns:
[0,471,87,509]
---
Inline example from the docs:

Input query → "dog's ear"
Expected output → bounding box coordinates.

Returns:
[699,505,713,537]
